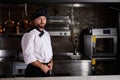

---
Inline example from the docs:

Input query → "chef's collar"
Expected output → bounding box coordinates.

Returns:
[35,26,44,37]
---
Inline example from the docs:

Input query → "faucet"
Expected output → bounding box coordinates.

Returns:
[73,48,79,55]
[73,36,79,55]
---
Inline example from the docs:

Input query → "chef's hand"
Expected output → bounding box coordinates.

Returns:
[31,60,51,74]
[41,64,50,73]
[48,62,53,71]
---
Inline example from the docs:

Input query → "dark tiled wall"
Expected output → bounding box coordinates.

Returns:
[74,7,118,28]
[0,4,118,29]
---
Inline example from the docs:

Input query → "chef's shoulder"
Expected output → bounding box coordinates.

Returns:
[23,29,37,39]
[29,29,38,35]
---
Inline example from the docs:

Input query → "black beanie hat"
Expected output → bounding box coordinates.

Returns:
[31,8,47,20]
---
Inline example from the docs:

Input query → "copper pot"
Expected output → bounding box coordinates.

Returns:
[29,21,35,28]
[4,18,15,33]
[4,11,15,33]
[16,3,29,33]
[17,19,29,33]
[4,19,15,27]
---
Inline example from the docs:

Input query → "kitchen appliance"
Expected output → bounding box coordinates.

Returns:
[13,62,27,77]
[53,60,91,76]
[84,28,117,60]
[0,50,17,62]
[0,35,21,77]
[46,15,73,55]
[46,16,71,36]
[0,50,17,77]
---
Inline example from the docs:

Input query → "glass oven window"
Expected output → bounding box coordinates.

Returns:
[96,38,113,54]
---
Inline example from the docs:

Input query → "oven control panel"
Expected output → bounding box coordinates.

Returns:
[92,28,117,36]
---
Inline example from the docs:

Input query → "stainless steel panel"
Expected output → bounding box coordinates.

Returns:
[46,16,71,32]
[53,60,91,76]
[0,50,17,58]
[48,16,70,20]
[47,16,71,24]
[92,28,117,35]
[48,19,71,24]
[46,26,70,31]
[13,62,27,76]
[0,50,17,62]
[48,31,71,36]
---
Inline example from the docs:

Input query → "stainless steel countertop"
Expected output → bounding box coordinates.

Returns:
[1,75,120,80]
[54,59,91,63]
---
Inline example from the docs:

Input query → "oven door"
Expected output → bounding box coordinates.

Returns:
[92,35,117,58]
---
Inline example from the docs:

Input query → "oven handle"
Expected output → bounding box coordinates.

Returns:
[92,44,96,54]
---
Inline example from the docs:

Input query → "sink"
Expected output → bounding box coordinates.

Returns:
[53,52,82,60]
[67,52,82,60]
[70,54,82,60]
[53,56,71,60]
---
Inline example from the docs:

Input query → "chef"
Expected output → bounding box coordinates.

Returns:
[21,8,53,77]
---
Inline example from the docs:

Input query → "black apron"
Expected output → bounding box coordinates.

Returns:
[25,63,53,77]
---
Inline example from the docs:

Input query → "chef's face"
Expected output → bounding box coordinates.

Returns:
[34,16,46,28]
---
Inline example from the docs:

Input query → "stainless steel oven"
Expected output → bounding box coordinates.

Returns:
[46,16,71,36]
[84,28,117,60]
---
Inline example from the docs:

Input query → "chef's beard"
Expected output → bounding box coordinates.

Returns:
[37,23,46,29]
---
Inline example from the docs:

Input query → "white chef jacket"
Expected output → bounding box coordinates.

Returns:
[21,29,53,64]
